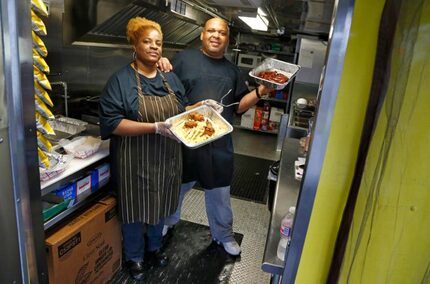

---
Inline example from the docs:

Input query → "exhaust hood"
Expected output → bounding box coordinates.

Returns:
[64,0,206,48]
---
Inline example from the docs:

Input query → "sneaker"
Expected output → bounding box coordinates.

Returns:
[213,239,241,256]
[222,241,241,256]
[162,225,170,237]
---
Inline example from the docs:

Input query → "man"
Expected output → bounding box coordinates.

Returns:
[160,17,271,256]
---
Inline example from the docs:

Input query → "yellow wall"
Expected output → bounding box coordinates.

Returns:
[296,0,430,283]
[295,0,386,282]
[339,1,430,283]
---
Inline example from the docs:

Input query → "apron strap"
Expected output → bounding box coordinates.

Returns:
[133,61,177,120]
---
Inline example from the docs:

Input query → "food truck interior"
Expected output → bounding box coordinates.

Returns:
[3,0,429,283]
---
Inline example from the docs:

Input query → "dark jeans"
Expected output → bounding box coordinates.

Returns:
[122,220,164,262]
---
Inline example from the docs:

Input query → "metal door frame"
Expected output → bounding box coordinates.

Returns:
[0,0,47,282]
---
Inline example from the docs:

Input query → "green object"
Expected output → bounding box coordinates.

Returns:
[271,43,282,51]
[42,198,70,221]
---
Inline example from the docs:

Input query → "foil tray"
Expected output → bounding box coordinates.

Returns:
[249,58,301,90]
[46,115,88,142]
[166,105,233,149]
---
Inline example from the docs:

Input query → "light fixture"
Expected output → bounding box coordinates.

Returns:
[238,8,269,31]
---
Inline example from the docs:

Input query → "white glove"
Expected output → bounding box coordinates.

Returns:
[154,122,180,142]
[203,99,224,113]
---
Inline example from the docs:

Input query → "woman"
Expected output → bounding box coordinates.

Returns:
[99,17,186,281]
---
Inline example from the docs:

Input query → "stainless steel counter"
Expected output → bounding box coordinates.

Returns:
[262,137,301,275]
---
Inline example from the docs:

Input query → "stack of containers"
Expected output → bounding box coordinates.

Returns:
[31,0,54,169]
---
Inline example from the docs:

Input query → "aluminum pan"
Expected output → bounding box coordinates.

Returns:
[249,58,301,90]
[166,105,233,149]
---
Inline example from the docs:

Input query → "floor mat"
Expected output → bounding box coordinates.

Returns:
[195,154,273,204]
[109,220,243,284]
[230,154,273,203]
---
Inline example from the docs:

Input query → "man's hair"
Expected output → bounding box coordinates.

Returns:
[126,17,163,44]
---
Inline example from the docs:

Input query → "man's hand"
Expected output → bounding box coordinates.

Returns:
[157,57,173,72]
[154,121,179,142]
[203,99,224,113]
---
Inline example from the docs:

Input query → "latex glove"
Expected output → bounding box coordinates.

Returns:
[203,99,224,114]
[156,57,173,72]
[154,122,179,142]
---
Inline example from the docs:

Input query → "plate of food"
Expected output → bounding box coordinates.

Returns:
[249,58,301,90]
[166,105,233,149]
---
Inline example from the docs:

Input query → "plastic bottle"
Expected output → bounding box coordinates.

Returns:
[277,206,296,261]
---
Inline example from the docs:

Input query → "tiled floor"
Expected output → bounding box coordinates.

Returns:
[179,127,279,283]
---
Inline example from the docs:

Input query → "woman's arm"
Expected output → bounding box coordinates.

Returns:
[112,119,156,136]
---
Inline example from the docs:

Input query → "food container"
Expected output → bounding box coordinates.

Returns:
[59,136,102,159]
[46,115,88,142]
[166,105,233,149]
[249,58,301,90]
[39,152,73,181]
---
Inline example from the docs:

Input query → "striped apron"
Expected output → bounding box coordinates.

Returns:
[116,67,182,225]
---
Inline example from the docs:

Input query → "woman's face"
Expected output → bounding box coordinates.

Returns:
[134,28,162,65]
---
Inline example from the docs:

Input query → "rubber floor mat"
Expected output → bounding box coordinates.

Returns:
[230,154,273,203]
[109,220,243,284]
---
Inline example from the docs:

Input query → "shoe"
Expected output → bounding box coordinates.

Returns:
[162,225,170,237]
[213,239,241,256]
[125,260,145,281]
[146,250,169,267]
[222,241,241,256]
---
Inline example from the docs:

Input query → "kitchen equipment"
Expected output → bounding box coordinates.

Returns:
[249,58,301,90]
[166,105,233,149]
[46,115,88,142]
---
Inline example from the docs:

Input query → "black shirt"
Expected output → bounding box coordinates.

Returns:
[172,49,248,188]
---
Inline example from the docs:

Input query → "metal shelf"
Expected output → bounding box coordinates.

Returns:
[43,186,109,231]
[234,124,278,135]
[40,140,109,196]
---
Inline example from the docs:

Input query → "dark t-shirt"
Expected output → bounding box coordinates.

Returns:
[172,49,248,188]
[99,64,186,139]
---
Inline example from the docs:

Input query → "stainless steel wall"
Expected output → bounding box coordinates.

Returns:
[44,0,188,101]
[0,0,47,282]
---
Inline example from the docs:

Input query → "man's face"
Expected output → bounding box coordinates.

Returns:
[200,18,229,59]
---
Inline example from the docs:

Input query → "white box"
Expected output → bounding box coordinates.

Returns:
[240,106,256,129]
[76,175,91,195]
[269,107,284,123]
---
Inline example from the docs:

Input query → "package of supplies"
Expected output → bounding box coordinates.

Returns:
[31,10,47,36]
[38,147,50,168]
[35,95,54,119]
[37,130,53,152]
[59,136,102,159]
[31,0,49,17]
[32,31,48,57]
[33,65,51,90]
[39,152,73,181]
[35,112,55,135]
[33,50,50,74]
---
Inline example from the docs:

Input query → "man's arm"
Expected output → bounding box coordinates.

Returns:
[237,85,271,113]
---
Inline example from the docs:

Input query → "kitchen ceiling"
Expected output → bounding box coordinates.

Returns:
[198,0,335,38]
[64,0,334,48]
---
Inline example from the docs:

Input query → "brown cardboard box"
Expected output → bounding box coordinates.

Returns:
[45,196,122,284]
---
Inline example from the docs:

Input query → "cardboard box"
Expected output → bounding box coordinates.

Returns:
[240,106,256,129]
[45,196,122,284]
[269,107,284,123]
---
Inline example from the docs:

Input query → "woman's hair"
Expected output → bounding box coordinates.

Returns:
[126,17,163,45]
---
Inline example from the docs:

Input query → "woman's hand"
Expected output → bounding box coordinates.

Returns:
[157,57,173,72]
[155,121,179,141]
